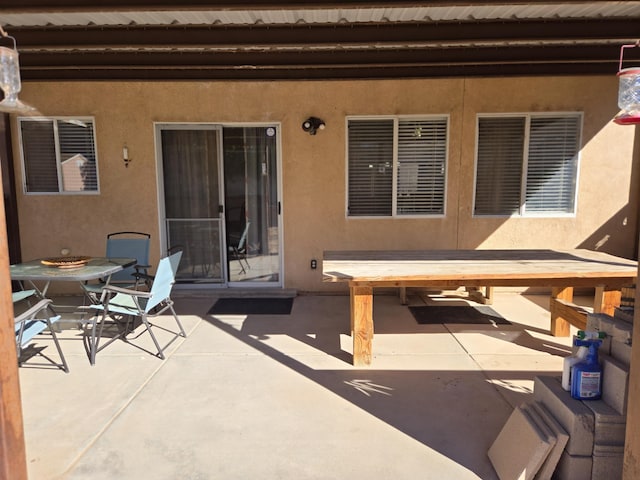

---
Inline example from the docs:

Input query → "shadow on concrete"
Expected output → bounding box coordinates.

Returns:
[198,294,569,479]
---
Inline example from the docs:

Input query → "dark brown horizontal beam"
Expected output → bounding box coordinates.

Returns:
[17,44,628,68]
[19,61,619,81]
[10,19,640,50]
[8,3,639,81]
[17,44,625,81]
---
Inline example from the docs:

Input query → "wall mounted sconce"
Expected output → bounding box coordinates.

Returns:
[0,26,35,113]
[123,145,132,167]
[302,117,325,135]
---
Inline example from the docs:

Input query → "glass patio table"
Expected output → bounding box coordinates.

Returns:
[10,256,136,302]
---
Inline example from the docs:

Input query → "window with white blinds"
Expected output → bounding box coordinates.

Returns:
[347,116,447,217]
[19,117,99,194]
[348,119,394,216]
[474,113,581,217]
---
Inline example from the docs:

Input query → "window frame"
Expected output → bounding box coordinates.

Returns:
[472,112,582,218]
[18,116,100,195]
[345,114,449,219]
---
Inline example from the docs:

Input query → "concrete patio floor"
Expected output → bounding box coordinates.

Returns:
[15,289,580,480]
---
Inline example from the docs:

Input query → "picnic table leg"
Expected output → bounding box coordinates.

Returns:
[484,286,494,304]
[594,286,621,316]
[399,287,407,305]
[351,285,373,367]
[467,286,494,305]
[550,287,573,337]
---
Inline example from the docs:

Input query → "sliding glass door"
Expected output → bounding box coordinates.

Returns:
[160,126,224,283]
[223,126,280,284]
[157,124,281,286]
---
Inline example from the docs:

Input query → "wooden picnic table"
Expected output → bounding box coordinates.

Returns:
[322,249,638,366]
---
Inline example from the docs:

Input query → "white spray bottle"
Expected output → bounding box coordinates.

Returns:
[561,330,606,391]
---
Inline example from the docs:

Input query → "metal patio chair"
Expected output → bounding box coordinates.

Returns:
[85,250,186,365]
[83,231,151,300]
[131,245,184,287]
[228,221,250,274]
[15,298,69,373]
[12,289,36,304]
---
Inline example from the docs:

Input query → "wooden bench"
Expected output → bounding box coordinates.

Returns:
[323,249,638,366]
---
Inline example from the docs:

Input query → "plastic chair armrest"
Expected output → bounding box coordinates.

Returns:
[101,284,153,298]
[14,299,53,324]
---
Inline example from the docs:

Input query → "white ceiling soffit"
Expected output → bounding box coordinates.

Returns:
[3,3,640,27]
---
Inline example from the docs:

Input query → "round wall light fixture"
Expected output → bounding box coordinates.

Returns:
[302,117,325,135]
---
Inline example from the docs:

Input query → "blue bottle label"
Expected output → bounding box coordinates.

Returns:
[577,372,601,398]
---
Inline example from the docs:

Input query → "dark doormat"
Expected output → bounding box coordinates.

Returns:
[409,305,511,326]
[208,297,294,315]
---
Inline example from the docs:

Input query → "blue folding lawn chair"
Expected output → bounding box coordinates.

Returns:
[86,251,185,365]
[14,298,69,373]
[83,231,151,301]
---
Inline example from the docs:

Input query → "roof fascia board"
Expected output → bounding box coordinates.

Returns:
[10,18,640,50]
[0,0,624,13]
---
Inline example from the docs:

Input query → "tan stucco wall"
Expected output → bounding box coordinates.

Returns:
[11,77,639,293]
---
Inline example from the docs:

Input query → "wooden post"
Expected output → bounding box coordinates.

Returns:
[484,286,494,304]
[351,285,373,367]
[624,278,640,478]
[550,286,573,337]
[467,286,494,305]
[0,165,28,479]
[399,286,407,305]
[594,285,622,316]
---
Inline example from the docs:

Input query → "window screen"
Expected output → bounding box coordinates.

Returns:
[475,117,525,216]
[397,119,446,215]
[348,119,394,216]
[525,116,580,214]
[20,117,98,194]
[474,114,580,216]
[348,116,448,217]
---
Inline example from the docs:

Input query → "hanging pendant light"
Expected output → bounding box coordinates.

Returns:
[614,41,640,125]
[0,26,35,114]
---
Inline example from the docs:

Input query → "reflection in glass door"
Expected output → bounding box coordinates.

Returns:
[223,126,280,284]
[158,124,281,286]
[160,127,224,283]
